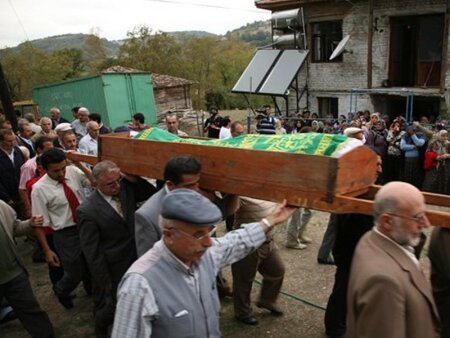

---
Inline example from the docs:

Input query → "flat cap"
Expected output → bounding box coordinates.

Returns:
[54,123,72,132]
[161,189,222,226]
[344,127,363,137]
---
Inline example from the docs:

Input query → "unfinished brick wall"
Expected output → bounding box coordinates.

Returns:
[285,0,449,117]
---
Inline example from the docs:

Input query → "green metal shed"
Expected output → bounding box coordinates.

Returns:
[32,73,157,129]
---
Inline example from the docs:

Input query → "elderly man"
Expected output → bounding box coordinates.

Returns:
[0,200,54,337]
[71,107,90,141]
[78,160,154,337]
[165,112,188,136]
[79,121,100,155]
[230,121,245,138]
[32,148,94,309]
[32,117,57,142]
[112,189,296,337]
[50,107,69,129]
[347,181,439,338]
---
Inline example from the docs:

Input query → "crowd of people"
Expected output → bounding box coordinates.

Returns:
[0,105,449,338]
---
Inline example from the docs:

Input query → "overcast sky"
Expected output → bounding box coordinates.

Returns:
[0,0,271,48]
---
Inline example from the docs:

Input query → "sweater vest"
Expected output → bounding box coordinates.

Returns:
[141,251,221,338]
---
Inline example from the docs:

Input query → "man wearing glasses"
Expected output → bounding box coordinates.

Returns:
[112,188,296,338]
[77,160,155,337]
[346,181,439,338]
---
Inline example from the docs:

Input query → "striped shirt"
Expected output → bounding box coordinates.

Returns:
[112,222,266,338]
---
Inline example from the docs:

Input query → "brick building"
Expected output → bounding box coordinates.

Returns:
[255,0,450,121]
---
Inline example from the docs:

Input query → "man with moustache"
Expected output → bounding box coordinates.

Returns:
[112,189,296,338]
[347,181,440,338]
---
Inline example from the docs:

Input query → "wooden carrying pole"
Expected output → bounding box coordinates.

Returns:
[67,134,450,227]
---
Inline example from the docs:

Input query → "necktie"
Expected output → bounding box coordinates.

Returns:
[61,180,80,224]
[112,195,123,218]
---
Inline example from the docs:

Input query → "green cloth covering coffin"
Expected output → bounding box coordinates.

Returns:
[134,127,353,157]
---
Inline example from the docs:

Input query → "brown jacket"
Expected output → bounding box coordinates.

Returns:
[347,230,440,338]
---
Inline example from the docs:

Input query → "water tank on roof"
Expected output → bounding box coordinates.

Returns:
[271,9,303,31]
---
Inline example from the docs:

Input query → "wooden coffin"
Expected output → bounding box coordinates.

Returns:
[68,133,450,227]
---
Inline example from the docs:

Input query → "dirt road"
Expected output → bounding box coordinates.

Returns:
[1,211,432,338]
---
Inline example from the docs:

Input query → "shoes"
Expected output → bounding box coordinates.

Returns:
[53,286,74,309]
[286,243,307,250]
[256,302,284,316]
[235,315,258,325]
[317,258,335,265]
[299,235,312,244]
[0,310,17,325]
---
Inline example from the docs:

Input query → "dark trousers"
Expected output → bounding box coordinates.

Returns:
[92,286,116,336]
[231,241,284,317]
[318,214,338,262]
[0,272,54,338]
[46,234,64,286]
[53,226,89,295]
[324,266,350,338]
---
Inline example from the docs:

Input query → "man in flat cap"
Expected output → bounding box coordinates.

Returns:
[112,189,296,338]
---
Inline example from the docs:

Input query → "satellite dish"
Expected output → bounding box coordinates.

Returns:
[329,35,351,60]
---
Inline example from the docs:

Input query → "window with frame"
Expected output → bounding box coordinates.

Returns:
[311,21,343,62]
[318,97,338,118]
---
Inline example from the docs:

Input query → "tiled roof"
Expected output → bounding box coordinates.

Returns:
[101,66,194,88]
[152,74,195,89]
[255,0,331,10]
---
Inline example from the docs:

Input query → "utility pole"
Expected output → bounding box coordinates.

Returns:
[0,62,17,132]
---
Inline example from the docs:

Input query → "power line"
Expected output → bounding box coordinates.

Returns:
[144,0,268,14]
[7,0,29,42]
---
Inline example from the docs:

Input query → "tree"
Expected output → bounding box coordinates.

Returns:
[1,43,77,100]
[118,25,183,75]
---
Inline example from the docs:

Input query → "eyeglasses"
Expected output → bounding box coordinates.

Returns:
[387,213,428,224]
[169,227,216,241]
[104,176,123,188]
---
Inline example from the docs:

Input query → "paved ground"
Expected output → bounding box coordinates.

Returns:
[0,210,434,338]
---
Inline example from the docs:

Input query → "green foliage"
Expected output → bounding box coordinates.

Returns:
[1,43,86,100]
[1,20,273,107]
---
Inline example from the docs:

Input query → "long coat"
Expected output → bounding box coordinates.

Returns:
[347,230,440,338]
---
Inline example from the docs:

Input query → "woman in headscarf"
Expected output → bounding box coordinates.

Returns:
[400,125,426,188]
[385,119,406,182]
[433,129,450,195]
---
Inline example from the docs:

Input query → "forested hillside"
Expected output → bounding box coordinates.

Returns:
[0,21,271,109]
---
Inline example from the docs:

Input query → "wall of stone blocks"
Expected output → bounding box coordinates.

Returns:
[288,0,449,117]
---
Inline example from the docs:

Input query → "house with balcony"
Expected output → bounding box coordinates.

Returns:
[253,0,450,121]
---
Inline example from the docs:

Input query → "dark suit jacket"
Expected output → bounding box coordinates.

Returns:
[15,136,36,158]
[0,147,25,207]
[347,230,440,338]
[429,227,450,338]
[77,179,155,290]
[134,187,167,257]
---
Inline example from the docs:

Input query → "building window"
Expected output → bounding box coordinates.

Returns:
[318,97,338,118]
[311,21,343,62]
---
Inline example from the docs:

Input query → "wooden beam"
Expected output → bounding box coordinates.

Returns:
[440,0,450,92]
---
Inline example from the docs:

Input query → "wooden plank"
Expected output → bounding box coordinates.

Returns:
[365,185,450,208]
[66,152,98,166]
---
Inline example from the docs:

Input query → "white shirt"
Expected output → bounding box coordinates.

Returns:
[78,134,98,155]
[31,166,90,230]
[219,127,231,139]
